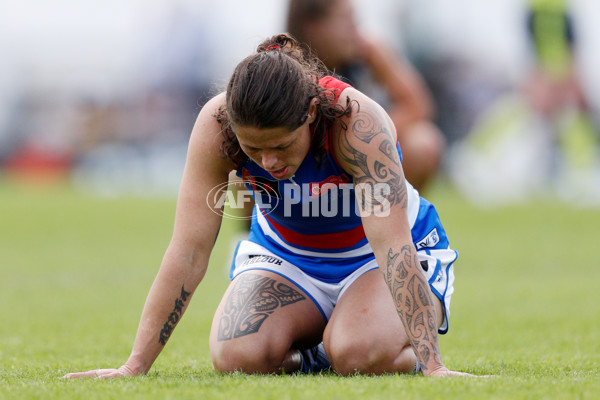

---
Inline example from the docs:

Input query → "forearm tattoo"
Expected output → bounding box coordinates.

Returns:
[385,246,442,371]
[340,103,442,370]
[217,273,305,341]
[158,285,191,346]
[337,107,407,210]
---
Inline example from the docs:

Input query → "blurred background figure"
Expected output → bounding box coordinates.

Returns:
[0,1,215,195]
[446,0,600,206]
[524,0,598,178]
[2,0,600,205]
[70,1,216,196]
[286,0,445,193]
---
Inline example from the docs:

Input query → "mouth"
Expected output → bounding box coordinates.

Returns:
[268,166,290,180]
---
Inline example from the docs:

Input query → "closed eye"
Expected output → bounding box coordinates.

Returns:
[244,144,291,152]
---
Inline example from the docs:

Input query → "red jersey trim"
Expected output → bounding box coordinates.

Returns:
[262,211,366,250]
[319,76,352,174]
[318,76,352,101]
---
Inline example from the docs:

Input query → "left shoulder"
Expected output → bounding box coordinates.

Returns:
[332,87,399,165]
[341,87,397,139]
[331,86,406,208]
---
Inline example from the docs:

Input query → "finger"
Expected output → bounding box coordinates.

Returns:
[62,370,99,379]
[449,371,497,378]
[450,372,476,377]
[97,371,126,379]
[429,370,473,378]
[448,371,496,378]
[62,369,114,379]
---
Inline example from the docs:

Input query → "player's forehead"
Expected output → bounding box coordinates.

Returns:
[235,125,297,149]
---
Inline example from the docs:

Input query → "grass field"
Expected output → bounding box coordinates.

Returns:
[1,178,598,399]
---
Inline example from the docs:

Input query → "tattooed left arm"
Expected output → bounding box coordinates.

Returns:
[333,88,454,376]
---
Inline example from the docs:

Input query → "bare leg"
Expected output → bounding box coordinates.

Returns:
[210,270,326,374]
[323,269,444,375]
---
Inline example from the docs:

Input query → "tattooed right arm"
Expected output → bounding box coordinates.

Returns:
[123,94,233,374]
[63,93,234,379]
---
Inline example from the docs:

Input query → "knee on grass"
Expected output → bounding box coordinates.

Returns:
[211,340,298,374]
[327,337,416,376]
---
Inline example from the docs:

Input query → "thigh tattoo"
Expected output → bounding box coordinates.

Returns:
[217,273,306,341]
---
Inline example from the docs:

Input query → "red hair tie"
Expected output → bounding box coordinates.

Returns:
[265,44,280,51]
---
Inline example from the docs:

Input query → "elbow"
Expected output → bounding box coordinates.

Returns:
[409,98,435,122]
[162,243,210,281]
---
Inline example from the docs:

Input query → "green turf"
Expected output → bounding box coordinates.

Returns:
[1,179,598,399]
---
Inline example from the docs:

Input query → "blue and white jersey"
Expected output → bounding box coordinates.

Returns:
[233,77,451,283]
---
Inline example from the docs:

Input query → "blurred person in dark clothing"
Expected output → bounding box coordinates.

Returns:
[286,0,445,192]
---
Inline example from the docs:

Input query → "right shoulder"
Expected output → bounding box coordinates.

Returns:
[187,92,234,174]
[202,92,227,114]
[194,92,227,136]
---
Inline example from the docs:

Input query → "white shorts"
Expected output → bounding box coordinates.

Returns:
[230,240,456,334]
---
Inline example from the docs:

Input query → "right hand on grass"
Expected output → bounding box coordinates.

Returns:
[62,364,138,379]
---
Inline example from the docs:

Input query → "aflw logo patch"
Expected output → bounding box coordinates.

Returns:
[416,228,440,250]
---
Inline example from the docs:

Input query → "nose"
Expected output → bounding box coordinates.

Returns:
[261,151,279,170]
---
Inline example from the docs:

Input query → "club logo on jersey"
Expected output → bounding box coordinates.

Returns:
[416,228,440,250]
[309,175,351,197]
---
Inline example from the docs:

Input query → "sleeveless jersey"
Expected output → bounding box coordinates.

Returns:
[235,76,450,283]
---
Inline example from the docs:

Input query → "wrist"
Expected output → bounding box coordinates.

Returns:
[123,357,151,376]
[421,364,448,377]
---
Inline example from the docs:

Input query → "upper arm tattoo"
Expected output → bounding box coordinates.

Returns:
[337,105,407,210]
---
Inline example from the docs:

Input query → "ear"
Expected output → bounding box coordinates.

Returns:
[307,97,318,124]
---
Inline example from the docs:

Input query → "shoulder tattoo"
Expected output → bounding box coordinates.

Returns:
[336,105,407,209]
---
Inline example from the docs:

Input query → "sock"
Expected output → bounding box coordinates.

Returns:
[413,359,422,374]
[298,343,331,373]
